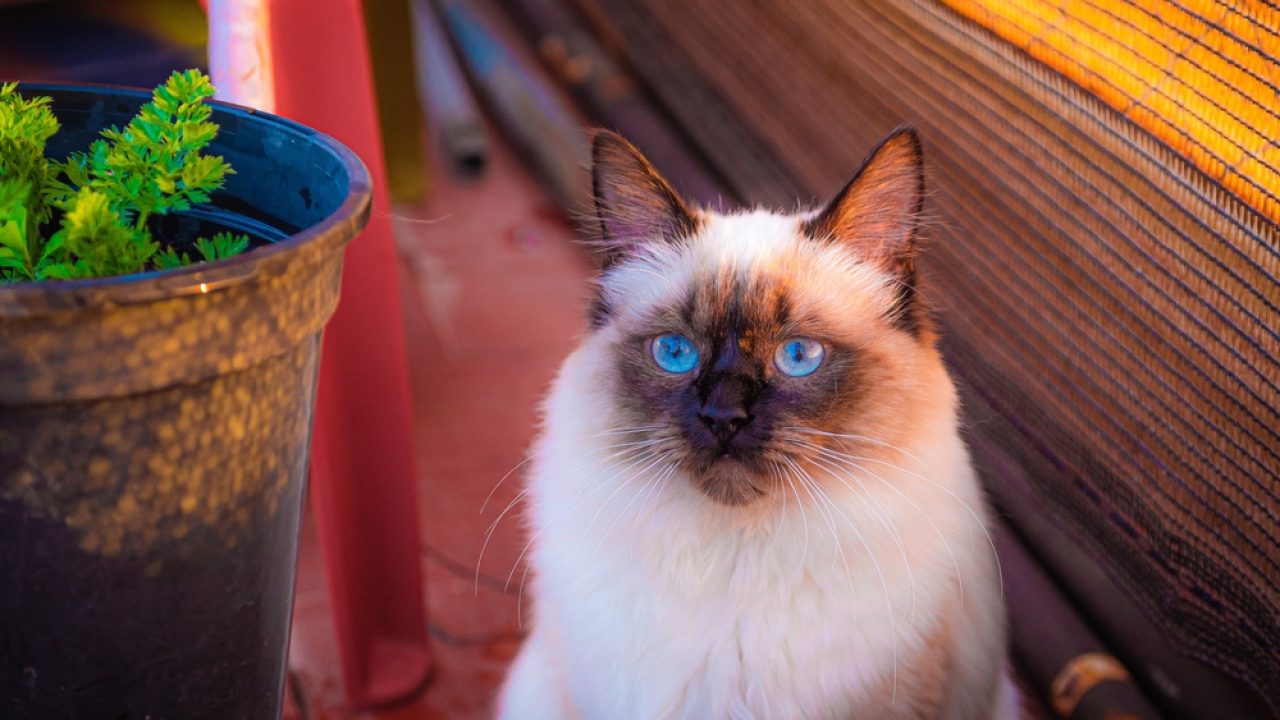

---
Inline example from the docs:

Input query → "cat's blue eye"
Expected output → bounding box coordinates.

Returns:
[775,338,825,377]
[650,334,700,374]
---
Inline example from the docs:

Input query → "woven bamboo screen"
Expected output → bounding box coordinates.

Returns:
[577,0,1280,715]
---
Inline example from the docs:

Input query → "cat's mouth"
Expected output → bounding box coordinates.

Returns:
[692,455,769,506]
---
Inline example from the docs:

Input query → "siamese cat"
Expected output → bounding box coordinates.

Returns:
[497,128,1015,719]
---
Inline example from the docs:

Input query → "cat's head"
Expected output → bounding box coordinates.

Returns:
[585,128,947,507]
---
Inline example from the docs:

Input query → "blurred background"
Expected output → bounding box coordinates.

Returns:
[3,1,1277,719]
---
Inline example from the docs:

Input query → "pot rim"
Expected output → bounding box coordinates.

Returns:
[0,81,373,315]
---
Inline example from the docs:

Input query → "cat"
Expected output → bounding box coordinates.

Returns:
[495,127,1016,719]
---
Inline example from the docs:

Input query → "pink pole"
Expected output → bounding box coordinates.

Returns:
[208,0,431,707]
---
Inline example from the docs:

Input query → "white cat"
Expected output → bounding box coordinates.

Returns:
[497,128,1016,719]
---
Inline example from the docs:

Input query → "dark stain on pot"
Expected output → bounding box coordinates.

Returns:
[1,344,319,557]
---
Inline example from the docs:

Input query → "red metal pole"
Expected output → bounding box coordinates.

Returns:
[263,0,431,706]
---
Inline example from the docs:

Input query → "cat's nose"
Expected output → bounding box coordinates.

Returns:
[700,403,751,444]
[698,373,757,448]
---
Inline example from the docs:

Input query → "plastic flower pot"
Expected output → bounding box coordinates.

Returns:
[0,83,371,719]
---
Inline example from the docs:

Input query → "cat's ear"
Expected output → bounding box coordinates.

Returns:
[591,129,698,268]
[804,126,925,332]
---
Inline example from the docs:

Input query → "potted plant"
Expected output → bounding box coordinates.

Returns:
[0,70,371,719]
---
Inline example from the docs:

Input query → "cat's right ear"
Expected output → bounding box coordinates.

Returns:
[804,126,926,335]
[591,130,697,268]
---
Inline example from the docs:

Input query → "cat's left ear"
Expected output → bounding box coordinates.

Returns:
[804,127,925,332]
[591,129,698,268]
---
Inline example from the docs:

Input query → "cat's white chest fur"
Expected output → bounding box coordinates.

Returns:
[497,349,1013,720]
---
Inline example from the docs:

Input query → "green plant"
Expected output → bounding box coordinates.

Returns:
[0,69,250,283]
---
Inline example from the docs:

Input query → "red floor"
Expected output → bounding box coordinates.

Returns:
[284,124,594,718]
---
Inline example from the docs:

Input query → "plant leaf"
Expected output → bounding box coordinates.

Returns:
[154,246,190,269]
[5,70,245,283]
[195,231,249,262]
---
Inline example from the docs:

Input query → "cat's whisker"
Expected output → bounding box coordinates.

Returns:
[633,456,681,544]
[803,440,962,607]
[515,559,532,630]
[790,454,900,705]
[813,441,1002,601]
[483,438,662,541]
[783,426,926,467]
[808,450,921,625]
[479,425,667,514]
[509,450,656,630]
[504,445,667,597]
[626,474,662,564]
[791,460,858,618]
[823,445,1002,599]
[877,481,965,612]
[777,460,810,588]
[803,443,962,609]
[581,449,677,541]
[480,455,537,516]
[520,450,678,623]
[803,449,920,626]
[477,441,666,595]
[783,456,847,584]
[594,456,679,565]
[633,470,666,530]
[630,457,681,570]
[857,486,918,628]
[586,424,669,434]
[764,460,788,560]
[482,487,530,547]
[627,266,670,282]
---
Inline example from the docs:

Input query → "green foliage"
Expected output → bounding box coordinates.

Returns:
[154,232,248,269]
[0,179,35,279]
[41,189,158,280]
[0,70,251,283]
[0,83,59,268]
[196,231,249,262]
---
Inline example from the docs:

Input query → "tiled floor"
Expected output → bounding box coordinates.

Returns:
[285,119,595,719]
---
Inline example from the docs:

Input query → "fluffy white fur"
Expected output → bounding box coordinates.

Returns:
[496,210,1016,719]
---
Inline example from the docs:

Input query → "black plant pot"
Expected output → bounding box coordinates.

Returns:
[0,84,371,719]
